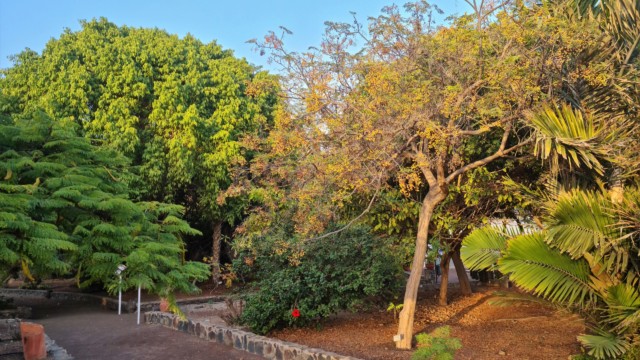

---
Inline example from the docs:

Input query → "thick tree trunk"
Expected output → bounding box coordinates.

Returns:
[438,253,451,306]
[452,249,472,296]
[395,189,446,349]
[211,221,222,283]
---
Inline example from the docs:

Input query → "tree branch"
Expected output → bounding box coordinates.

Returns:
[445,133,532,183]
[305,183,381,242]
[459,114,519,135]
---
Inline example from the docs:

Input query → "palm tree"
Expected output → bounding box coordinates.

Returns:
[461,188,640,358]
[461,2,640,357]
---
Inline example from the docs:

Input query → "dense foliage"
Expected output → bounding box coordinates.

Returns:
[239,225,404,334]
[0,18,279,273]
[462,188,640,358]
[411,326,462,360]
[236,0,622,347]
[0,111,209,295]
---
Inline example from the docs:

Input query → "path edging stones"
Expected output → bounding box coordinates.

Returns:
[145,311,362,360]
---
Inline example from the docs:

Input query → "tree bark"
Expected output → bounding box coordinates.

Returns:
[452,248,472,296]
[395,189,446,349]
[438,253,451,306]
[610,167,624,204]
[211,221,222,283]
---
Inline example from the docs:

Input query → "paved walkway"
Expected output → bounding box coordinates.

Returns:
[22,300,261,360]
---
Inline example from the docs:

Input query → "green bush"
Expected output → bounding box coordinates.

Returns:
[412,326,462,360]
[240,225,404,334]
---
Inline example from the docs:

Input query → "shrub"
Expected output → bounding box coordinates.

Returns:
[412,326,462,360]
[240,225,404,334]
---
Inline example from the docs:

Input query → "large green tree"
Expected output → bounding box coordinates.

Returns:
[0,18,279,280]
[0,109,209,296]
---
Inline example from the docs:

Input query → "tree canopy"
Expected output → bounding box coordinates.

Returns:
[235,0,636,349]
[0,108,209,295]
[0,18,279,276]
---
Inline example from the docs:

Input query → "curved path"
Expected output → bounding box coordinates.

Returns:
[24,300,261,360]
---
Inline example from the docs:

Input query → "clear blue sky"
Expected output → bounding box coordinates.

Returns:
[0,0,472,70]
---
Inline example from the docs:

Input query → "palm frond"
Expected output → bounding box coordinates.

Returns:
[498,232,596,306]
[601,0,640,66]
[603,282,640,333]
[530,104,606,175]
[578,330,630,360]
[545,189,615,257]
[461,226,509,271]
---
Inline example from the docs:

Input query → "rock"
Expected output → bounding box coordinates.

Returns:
[498,350,506,356]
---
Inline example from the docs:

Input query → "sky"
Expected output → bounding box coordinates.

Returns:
[0,0,472,70]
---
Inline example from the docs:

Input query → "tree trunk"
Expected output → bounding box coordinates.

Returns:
[452,248,472,296]
[438,253,451,306]
[395,189,446,349]
[610,167,624,204]
[211,221,222,283]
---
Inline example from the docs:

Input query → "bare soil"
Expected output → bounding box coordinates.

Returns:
[270,287,585,360]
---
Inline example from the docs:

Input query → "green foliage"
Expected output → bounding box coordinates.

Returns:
[578,331,630,360]
[0,111,208,295]
[530,104,608,175]
[412,326,462,360]
[460,226,508,271]
[239,225,404,334]
[387,302,404,322]
[0,18,279,258]
[462,187,640,359]
[499,232,595,306]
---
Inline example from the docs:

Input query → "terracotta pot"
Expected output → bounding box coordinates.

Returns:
[20,322,46,360]
[159,297,170,312]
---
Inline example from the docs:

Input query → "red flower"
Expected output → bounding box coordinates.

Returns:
[291,308,300,318]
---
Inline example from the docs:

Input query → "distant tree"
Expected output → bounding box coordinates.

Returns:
[0,109,209,296]
[0,18,279,281]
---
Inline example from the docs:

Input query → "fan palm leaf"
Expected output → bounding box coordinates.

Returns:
[530,104,607,175]
[578,330,630,359]
[603,282,640,333]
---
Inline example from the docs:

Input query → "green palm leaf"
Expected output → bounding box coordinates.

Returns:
[578,331,630,360]
[603,282,640,333]
[530,104,606,175]
[498,232,596,306]
[545,190,615,256]
[461,226,509,271]
[545,189,632,275]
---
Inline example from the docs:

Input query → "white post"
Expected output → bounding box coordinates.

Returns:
[137,285,141,325]
[118,275,122,315]
[115,264,127,315]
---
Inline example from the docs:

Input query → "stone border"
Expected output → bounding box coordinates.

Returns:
[0,288,225,313]
[145,311,362,360]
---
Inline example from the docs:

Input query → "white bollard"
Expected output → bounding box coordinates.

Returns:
[118,275,122,315]
[137,285,141,325]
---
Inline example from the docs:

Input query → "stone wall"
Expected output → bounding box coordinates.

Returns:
[0,319,22,358]
[145,311,362,360]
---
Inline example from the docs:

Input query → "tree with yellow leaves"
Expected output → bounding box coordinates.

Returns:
[242,0,608,349]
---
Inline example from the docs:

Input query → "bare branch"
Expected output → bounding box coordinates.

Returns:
[459,114,519,135]
[305,183,382,242]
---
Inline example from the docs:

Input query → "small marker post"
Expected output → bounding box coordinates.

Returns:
[115,264,127,315]
[137,285,141,325]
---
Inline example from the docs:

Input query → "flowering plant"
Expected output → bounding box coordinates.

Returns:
[291,308,300,318]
